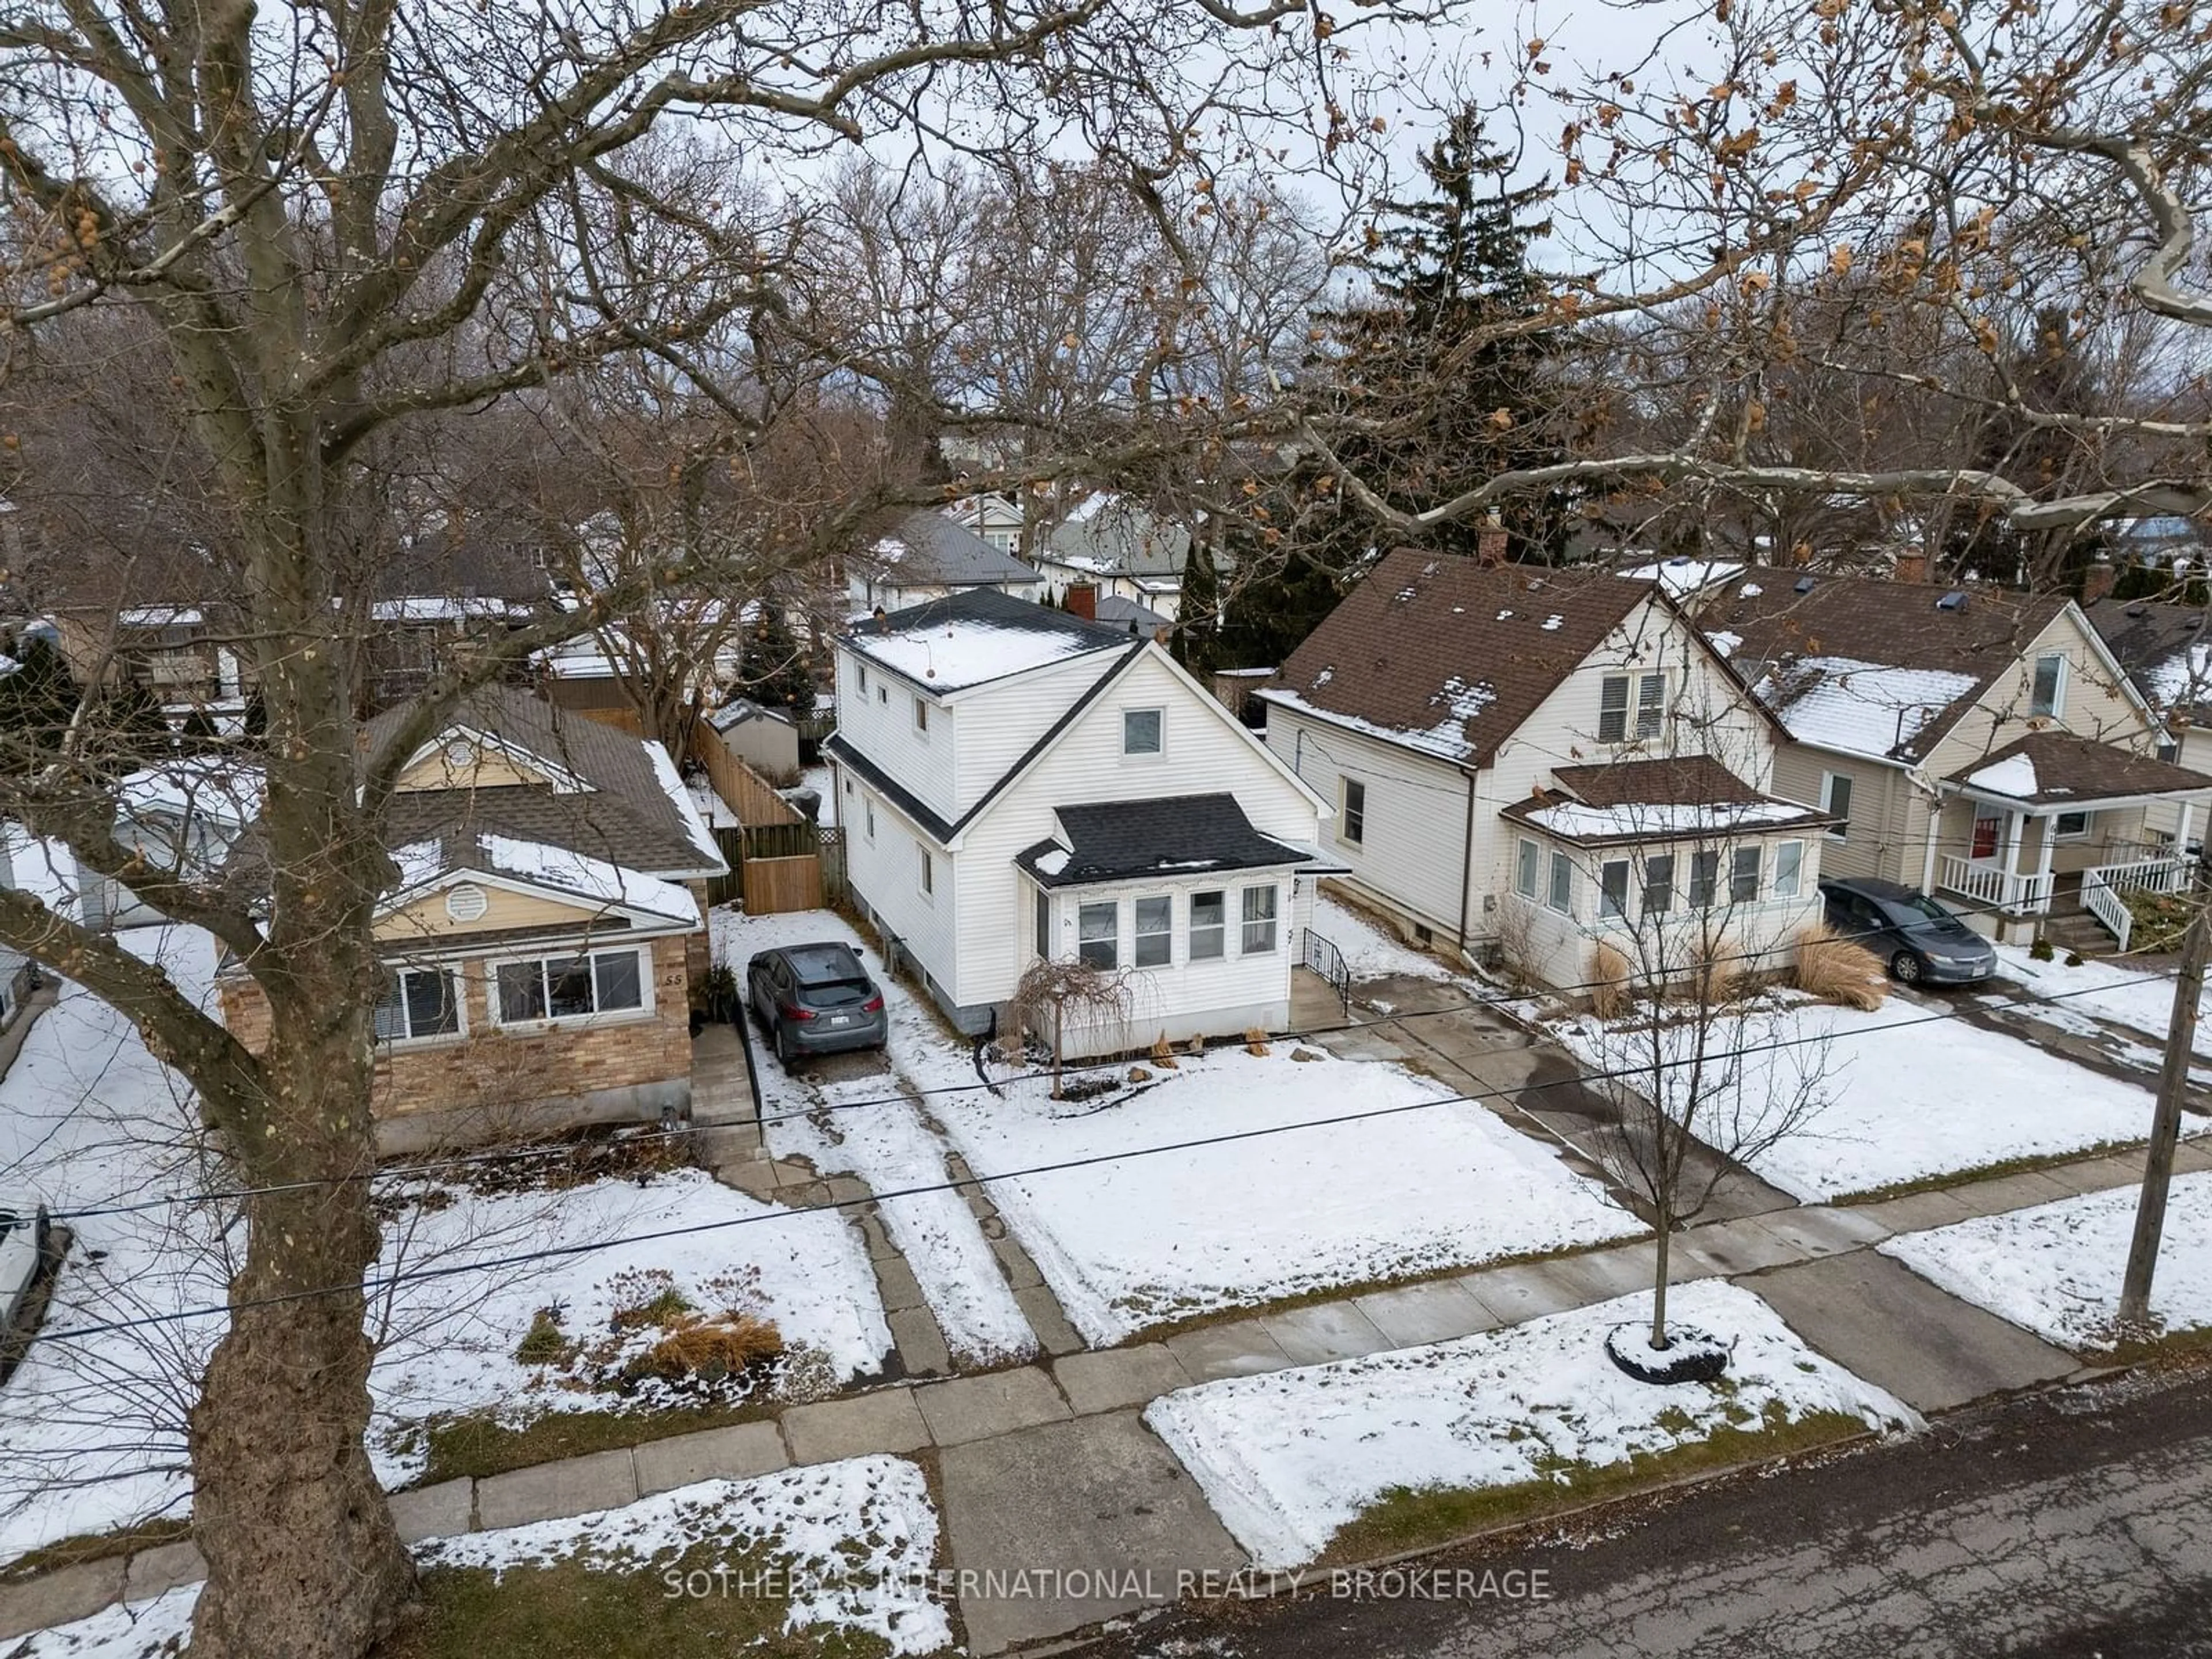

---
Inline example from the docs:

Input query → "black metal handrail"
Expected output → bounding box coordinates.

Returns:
[1299,926,1352,1014]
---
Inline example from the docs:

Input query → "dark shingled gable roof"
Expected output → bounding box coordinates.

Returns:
[1944,730,2212,806]
[1016,793,1313,888]
[2085,596,2212,724]
[362,684,722,876]
[1700,571,2071,762]
[1547,755,1766,808]
[1257,549,1657,768]
[869,511,1040,586]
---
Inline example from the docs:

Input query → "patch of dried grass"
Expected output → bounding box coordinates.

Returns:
[1588,941,1633,1020]
[1792,923,1888,1010]
[626,1313,786,1385]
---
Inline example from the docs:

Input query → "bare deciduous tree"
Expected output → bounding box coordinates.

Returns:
[0,3,1389,1650]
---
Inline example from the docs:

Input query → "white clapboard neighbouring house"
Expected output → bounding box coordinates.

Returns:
[824,589,1334,1054]
[846,511,1048,616]
[1255,548,1832,991]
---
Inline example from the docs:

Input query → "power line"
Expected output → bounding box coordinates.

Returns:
[35,881,2186,1220]
[30,965,2190,1345]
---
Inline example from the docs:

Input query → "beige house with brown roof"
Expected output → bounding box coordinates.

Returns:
[217,685,726,1150]
[1701,572,2212,950]
[1256,550,1830,990]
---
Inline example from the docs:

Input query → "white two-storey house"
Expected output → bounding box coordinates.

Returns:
[1257,549,1830,991]
[825,590,1332,1054]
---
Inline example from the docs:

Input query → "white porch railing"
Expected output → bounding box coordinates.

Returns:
[1937,854,2054,915]
[2080,855,2192,953]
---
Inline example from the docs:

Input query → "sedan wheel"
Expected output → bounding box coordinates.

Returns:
[1889,949,1925,984]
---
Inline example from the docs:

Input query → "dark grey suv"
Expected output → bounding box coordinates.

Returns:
[747,942,888,1063]
[1819,877,1998,986]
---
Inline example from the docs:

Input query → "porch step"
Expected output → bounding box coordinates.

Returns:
[2036,909,2116,957]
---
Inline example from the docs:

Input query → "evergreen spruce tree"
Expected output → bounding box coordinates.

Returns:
[0,633,82,747]
[739,605,816,717]
[1304,105,1569,562]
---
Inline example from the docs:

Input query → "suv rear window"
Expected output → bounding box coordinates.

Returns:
[789,946,864,987]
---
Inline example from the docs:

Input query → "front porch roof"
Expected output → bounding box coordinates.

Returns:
[1942,731,2212,810]
[1500,755,1832,848]
[1016,793,1319,888]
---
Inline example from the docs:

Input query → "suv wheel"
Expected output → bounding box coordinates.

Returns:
[1889,949,1924,984]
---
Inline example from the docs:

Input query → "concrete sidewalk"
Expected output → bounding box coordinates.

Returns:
[12,1130,2202,1649]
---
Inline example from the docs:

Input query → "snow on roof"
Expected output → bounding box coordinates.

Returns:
[1034,846,1071,876]
[1623,558,1744,596]
[117,758,264,824]
[1709,631,1743,658]
[477,834,699,923]
[118,605,202,627]
[1964,752,2040,798]
[2145,640,2212,712]
[389,838,447,895]
[1264,680,1498,764]
[1524,800,1813,839]
[855,619,1120,690]
[1066,489,1114,523]
[1758,656,1982,762]
[641,738,726,867]
[370,597,523,623]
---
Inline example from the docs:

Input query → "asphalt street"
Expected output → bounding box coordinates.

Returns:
[1070,1358,2212,1659]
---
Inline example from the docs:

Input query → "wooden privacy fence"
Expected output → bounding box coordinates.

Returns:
[687,733,825,917]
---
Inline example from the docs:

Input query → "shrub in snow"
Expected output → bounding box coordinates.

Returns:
[2030,936,2056,962]
[2066,952,2086,968]
[1792,923,1888,1010]
[1588,941,1632,1020]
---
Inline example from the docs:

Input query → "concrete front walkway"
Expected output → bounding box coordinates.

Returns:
[11,1128,2203,1650]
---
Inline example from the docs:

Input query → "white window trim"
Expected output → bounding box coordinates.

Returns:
[1122,707,1165,758]
[1240,883,1281,954]
[1729,844,1763,905]
[486,944,656,1033]
[857,663,869,694]
[375,964,468,1048]
[1340,777,1367,847]
[1188,889,1227,961]
[1773,839,1805,899]
[918,847,935,902]
[1635,671,1666,739]
[1514,836,1541,900]
[2031,652,2069,720]
[2051,809,2093,840]
[1599,858,1631,921]
[1546,850,1573,915]
[1821,771,1853,841]
[1132,893,1174,968]
[1078,899,1120,970]
[1597,675,1631,744]
[913,695,932,737]
[864,797,877,842]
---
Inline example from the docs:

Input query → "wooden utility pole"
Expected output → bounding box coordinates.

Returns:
[2118,847,2212,1328]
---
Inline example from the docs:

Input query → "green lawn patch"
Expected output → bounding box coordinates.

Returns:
[1318,1407,1872,1565]
[418,1398,781,1485]
[387,1540,910,1659]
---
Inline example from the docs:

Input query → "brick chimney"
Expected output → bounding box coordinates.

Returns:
[2082,551,2118,607]
[1892,548,1929,585]
[1064,582,1097,620]
[1476,510,1508,566]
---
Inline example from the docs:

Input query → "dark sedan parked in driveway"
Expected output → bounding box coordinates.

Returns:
[748,942,888,1064]
[1819,877,1998,986]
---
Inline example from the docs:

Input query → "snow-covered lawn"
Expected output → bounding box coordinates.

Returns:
[0,926,893,1565]
[1312,894,1456,983]
[369,1164,891,1487]
[933,1046,1641,1345]
[1147,1279,1919,1571]
[1879,1173,2212,1351]
[1554,997,2170,1202]
[12,1456,948,1658]
[711,906,1036,1364]
[799,763,839,826]
[1993,946,2209,1057]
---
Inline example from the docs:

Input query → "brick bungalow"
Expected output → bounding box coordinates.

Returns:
[216,685,727,1152]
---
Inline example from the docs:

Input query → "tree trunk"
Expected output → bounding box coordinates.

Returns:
[1649,1217,1672,1351]
[185,1174,415,1658]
